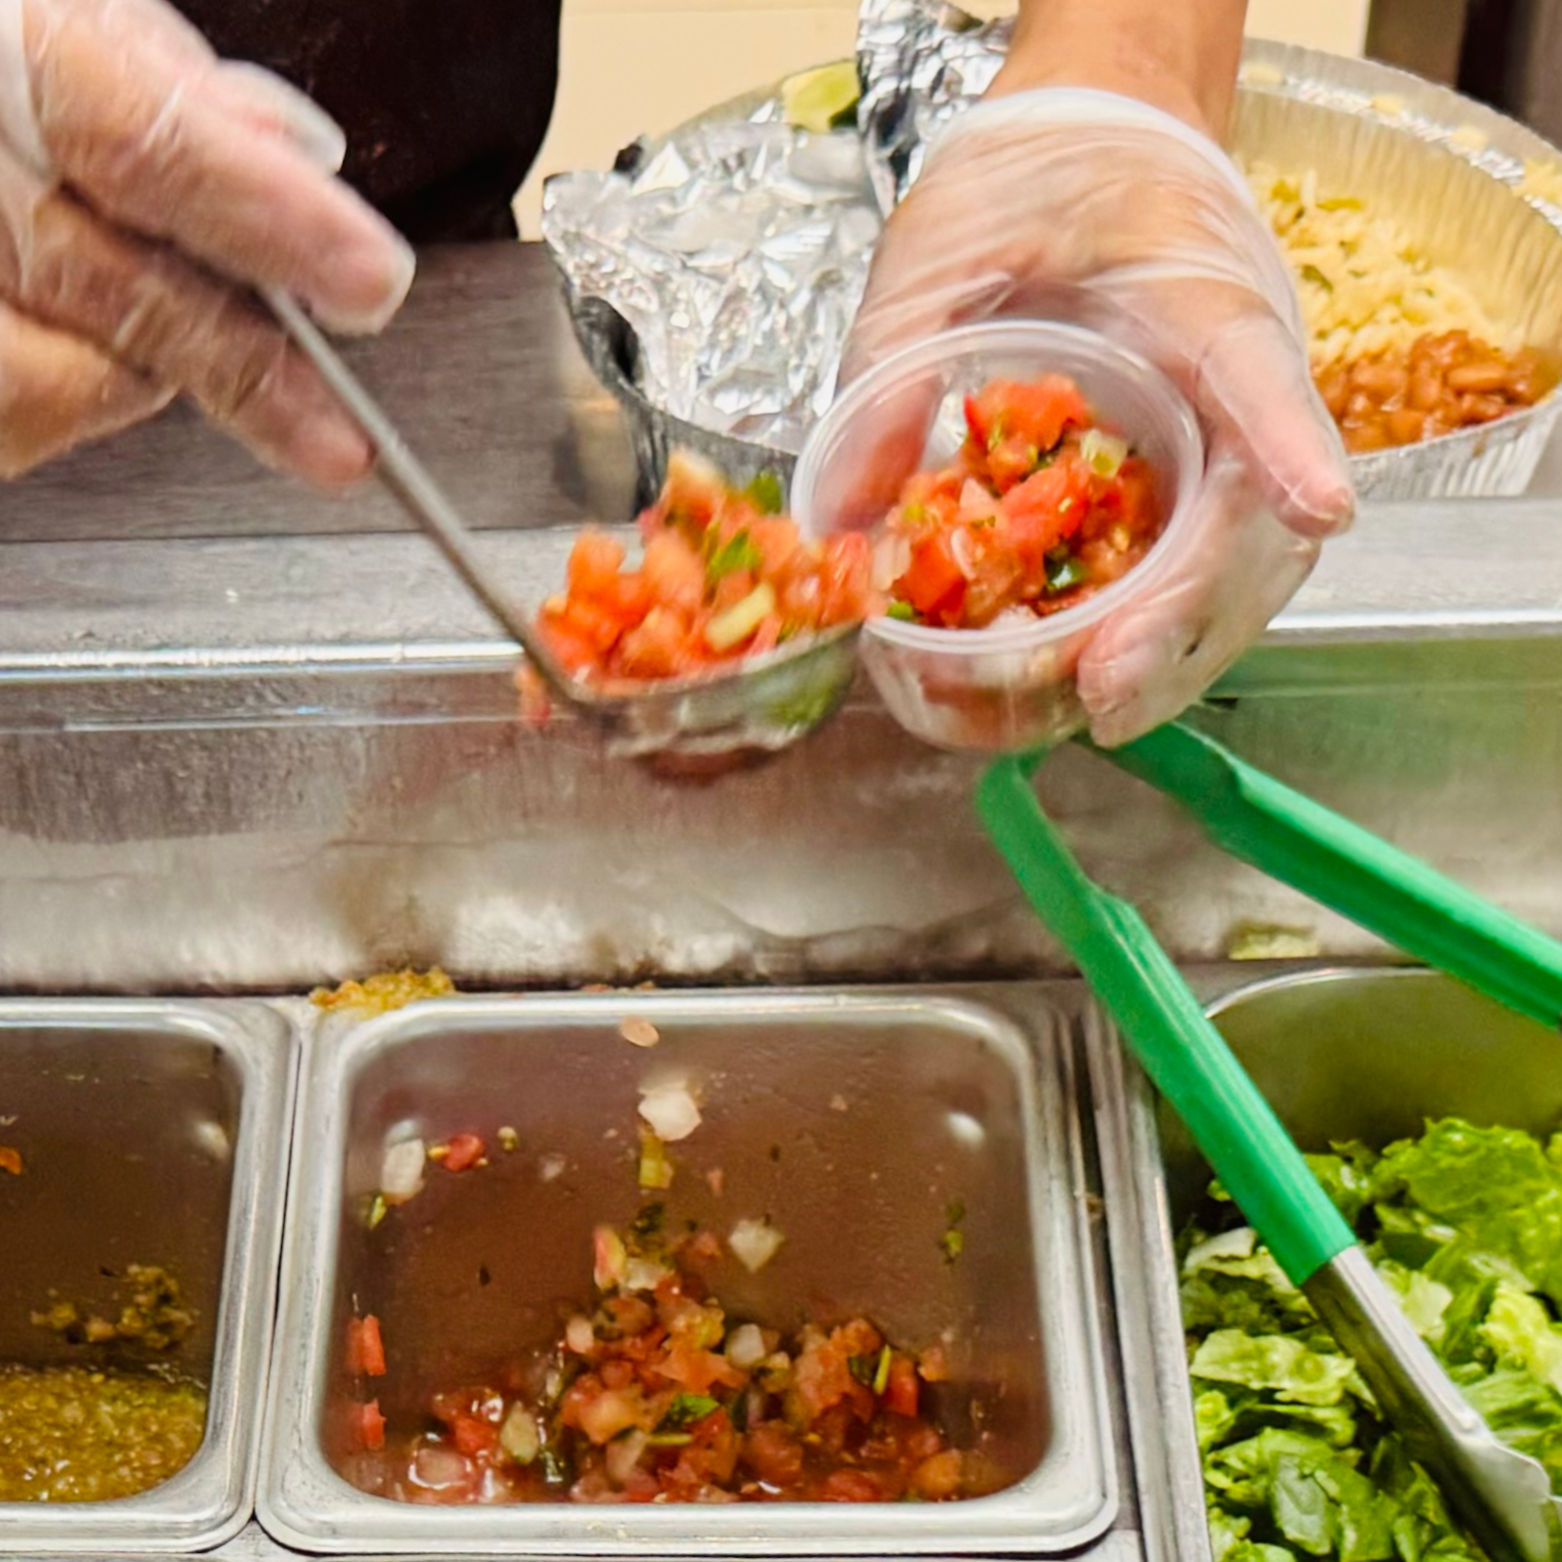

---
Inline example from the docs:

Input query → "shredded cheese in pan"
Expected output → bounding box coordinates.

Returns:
[1244,161,1512,370]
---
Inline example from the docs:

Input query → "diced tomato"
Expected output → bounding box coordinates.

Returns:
[742,1423,805,1488]
[683,1407,739,1486]
[640,531,706,615]
[818,532,876,623]
[657,1340,744,1394]
[1117,457,1159,536]
[450,1413,499,1458]
[536,612,600,676]
[962,393,991,448]
[986,435,1040,493]
[615,606,697,680]
[567,530,627,599]
[442,1133,485,1173]
[918,1343,949,1383]
[346,1314,387,1378]
[896,533,966,618]
[747,516,804,576]
[559,596,627,656]
[911,1449,964,1501]
[564,1379,648,1445]
[354,1398,386,1451]
[821,1469,888,1502]
[967,376,1089,461]
[999,460,1090,562]
[884,1354,919,1418]
[605,570,652,621]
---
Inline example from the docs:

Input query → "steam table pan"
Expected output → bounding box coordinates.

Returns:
[1086,964,1562,1562]
[0,998,296,1552]
[260,989,1117,1554]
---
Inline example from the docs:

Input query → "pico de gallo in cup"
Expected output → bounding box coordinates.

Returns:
[791,321,1203,753]
[877,374,1163,630]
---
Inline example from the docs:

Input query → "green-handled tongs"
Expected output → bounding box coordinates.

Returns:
[978,724,1562,1562]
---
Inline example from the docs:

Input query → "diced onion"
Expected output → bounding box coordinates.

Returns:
[565,1315,595,1354]
[380,1138,426,1204]
[704,582,776,652]
[499,1404,541,1465]
[638,1081,702,1142]
[957,478,995,523]
[1079,428,1128,477]
[411,1443,472,1491]
[729,1217,785,1274]
[726,1322,767,1369]
[619,1018,660,1048]
[593,1225,628,1289]
[948,526,978,580]
[605,1428,648,1487]
[872,533,912,591]
[625,1256,671,1292]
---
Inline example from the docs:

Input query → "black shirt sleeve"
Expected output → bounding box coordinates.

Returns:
[171,0,563,240]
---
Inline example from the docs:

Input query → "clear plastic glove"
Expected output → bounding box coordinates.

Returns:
[0,0,414,482]
[839,88,1355,745]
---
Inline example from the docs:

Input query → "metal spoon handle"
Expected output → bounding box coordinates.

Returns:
[263,288,562,679]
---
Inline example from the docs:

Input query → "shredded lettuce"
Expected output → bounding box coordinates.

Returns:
[1186,1117,1562,1562]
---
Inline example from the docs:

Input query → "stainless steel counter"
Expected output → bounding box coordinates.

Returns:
[1,243,1560,991]
[0,246,639,546]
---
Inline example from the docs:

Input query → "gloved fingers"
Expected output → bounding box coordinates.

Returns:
[214,61,348,172]
[0,297,172,477]
[1108,282,1355,539]
[831,182,1025,531]
[21,0,412,333]
[0,152,372,485]
[11,0,342,166]
[840,162,1028,385]
[1076,449,1319,746]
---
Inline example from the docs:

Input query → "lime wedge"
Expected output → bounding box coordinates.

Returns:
[781,61,860,134]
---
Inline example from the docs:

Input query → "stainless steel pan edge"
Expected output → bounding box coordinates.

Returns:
[0,998,299,1553]
[258,988,1119,1556]
[1082,1006,1213,1562]
[1080,960,1555,1562]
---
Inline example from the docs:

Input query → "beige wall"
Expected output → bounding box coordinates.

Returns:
[515,0,1370,235]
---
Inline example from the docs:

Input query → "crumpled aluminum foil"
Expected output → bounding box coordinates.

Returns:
[543,0,1562,498]
[538,0,1012,456]
[855,0,1006,214]
[541,95,882,453]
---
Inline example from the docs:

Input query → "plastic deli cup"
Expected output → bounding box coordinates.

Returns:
[791,321,1204,753]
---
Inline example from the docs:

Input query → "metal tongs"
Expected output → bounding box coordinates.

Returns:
[978,722,1562,1562]
[265,291,859,763]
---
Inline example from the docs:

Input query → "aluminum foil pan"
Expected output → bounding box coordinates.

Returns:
[1231,78,1562,499]
[548,6,1562,504]
[542,86,878,503]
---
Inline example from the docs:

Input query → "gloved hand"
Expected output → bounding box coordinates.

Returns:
[839,88,1355,745]
[0,0,414,482]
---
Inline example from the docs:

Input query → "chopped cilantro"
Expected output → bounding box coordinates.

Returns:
[940,1200,967,1265]
[742,470,786,515]
[1045,552,1090,594]
[705,529,763,586]
[661,1393,720,1430]
[630,1202,665,1240]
